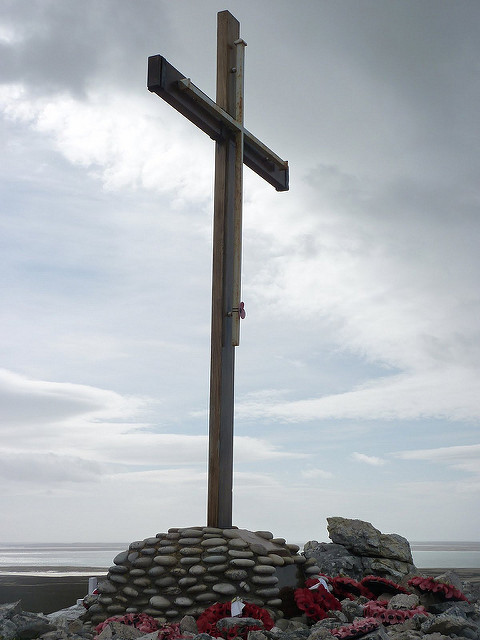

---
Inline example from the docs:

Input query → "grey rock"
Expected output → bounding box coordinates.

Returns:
[388,593,420,609]
[189,565,207,575]
[212,583,237,595]
[179,616,198,635]
[179,529,203,537]
[229,558,256,567]
[97,622,145,640]
[228,539,249,549]
[216,617,264,631]
[253,565,276,575]
[0,619,17,640]
[421,612,478,636]
[153,555,177,566]
[132,557,152,569]
[129,541,146,551]
[206,564,228,573]
[194,593,217,602]
[109,574,128,584]
[11,612,52,639]
[113,552,130,566]
[341,599,364,621]
[202,555,227,563]
[224,569,248,580]
[149,596,171,609]
[327,517,413,563]
[247,632,267,640]
[251,575,279,585]
[174,597,193,607]
[180,557,201,565]
[228,550,255,558]
[109,565,128,574]
[158,546,177,555]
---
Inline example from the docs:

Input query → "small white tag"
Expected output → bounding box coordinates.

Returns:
[231,599,245,617]
[309,577,330,591]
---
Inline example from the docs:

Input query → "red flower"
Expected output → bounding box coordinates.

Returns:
[196,601,274,639]
[360,575,408,597]
[294,586,341,622]
[407,576,468,602]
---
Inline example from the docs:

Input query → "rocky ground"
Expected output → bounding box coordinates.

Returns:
[1,519,479,640]
[1,567,479,640]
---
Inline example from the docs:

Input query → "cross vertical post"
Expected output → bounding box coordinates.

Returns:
[208,11,240,528]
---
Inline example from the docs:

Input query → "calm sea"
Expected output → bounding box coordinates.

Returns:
[0,541,479,576]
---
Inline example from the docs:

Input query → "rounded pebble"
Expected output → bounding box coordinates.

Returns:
[229,558,255,567]
[132,557,153,568]
[268,554,285,566]
[153,555,177,566]
[257,556,274,565]
[228,550,254,558]
[130,569,146,577]
[158,546,177,554]
[204,545,228,553]
[224,569,248,580]
[212,583,237,595]
[174,597,193,607]
[186,584,207,593]
[155,577,176,587]
[149,596,170,609]
[255,531,273,539]
[189,564,207,576]
[305,565,321,574]
[206,564,228,573]
[165,610,179,618]
[109,565,128,574]
[255,587,280,597]
[180,557,200,565]
[180,529,203,537]
[201,538,227,547]
[228,538,249,549]
[195,592,217,602]
[178,577,197,587]
[179,547,202,555]
[109,574,128,584]
[113,551,129,565]
[133,578,151,587]
[251,575,279,585]
[148,566,165,576]
[178,538,203,545]
[123,587,139,597]
[253,565,276,574]
[203,555,227,564]
[129,540,146,550]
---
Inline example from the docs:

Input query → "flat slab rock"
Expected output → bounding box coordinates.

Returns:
[327,517,413,563]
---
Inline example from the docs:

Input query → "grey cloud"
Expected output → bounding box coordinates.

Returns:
[0,450,102,483]
[0,0,173,95]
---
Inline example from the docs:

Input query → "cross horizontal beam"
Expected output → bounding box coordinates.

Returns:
[147,55,289,192]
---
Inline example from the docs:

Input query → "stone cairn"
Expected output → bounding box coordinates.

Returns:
[85,526,320,625]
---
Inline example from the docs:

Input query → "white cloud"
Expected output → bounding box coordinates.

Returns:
[394,444,480,476]
[352,452,385,467]
[236,367,480,423]
[0,84,213,203]
[0,368,145,427]
[301,468,334,480]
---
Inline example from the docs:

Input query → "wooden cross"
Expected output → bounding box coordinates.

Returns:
[147,10,288,528]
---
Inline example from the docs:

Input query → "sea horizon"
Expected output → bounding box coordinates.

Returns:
[0,540,479,576]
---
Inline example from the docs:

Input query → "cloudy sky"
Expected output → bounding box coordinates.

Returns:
[1,0,479,545]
